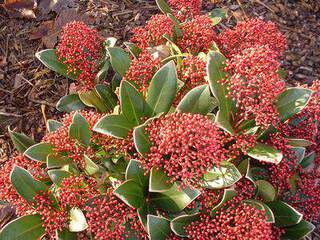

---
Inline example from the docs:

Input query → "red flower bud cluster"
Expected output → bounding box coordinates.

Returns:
[219,18,287,58]
[177,15,217,54]
[56,21,104,92]
[168,0,202,22]
[131,15,175,49]
[0,155,45,216]
[224,45,285,128]
[123,50,161,92]
[143,112,226,187]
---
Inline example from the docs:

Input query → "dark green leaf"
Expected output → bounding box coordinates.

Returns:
[35,49,76,79]
[10,166,47,203]
[93,114,134,139]
[155,0,172,14]
[300,151,315,169]
[147,215,170,240]
[68,112,91,146]
[8,128,36,153]
[114,180,145,208]
[203,161,241,189]
[48,170,71,187]
[47,120,63,133]
[137,203,157,230]
[112,73,122,91]
[177,85,217,115]
[125,159,148,188]
[56,94,86,113]
[96,61,110,81]
[47,154,73,169]
[133,124,152,157]
[79,90,109,113]
[281,220,315,240]
[170,213,199,237]
[146,61,177,116]
[276,87,313,121]
[248,143,283,164]
[24,142,55,162]
[107,47,131,77]
[0,214,45,240]
[256,180,276,202]
[151,184,200,212]
[124,42,142,58]
[266,201,303,227]
[120,80,147,125]
[57,229,77,240]
[149,167,173,192]
[95,84,118,111]
[69,208,88,232]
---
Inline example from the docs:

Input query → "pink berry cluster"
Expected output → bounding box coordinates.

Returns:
[56,21,104,92]
[168,0,202,21]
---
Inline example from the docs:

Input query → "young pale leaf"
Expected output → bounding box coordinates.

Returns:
[266,201,303,227]
[256,180,276,202]
[10,166,47,203]
[299,151,315,169]
[125,159,149,188]
[35,49,76,79]
[114,180,145,208]
[177,85,217,115]
[207,51,234,134]
[147,215,170,240]
[124,42,142,58]
[0,214,45,240]
[48,170,71,187]
[286,138,313,147]
[84,155,99,176]
[209,8,227,25]
[203,161,242,189]
[24,142,55,162]
[8,128,36,153]
[68,112,91,146]
[47,120,63,133]
[243,200,275,223]
[69,208,88,232]
[149,167,173,192]
[151,184,200,212]
[146,61,177,116]
[56,94,86,113]
[79,90,109,113]
[107,47,131,77]
[47,154,73,169]
[120,80,147,125]
[93,114,134,139]
[95,84,118,111]
[211,189,237,215]
[247,143,283,164]
[170,214,200,237]
[281,220,315,240]
[276,87,312,121]
[155,0,172,14]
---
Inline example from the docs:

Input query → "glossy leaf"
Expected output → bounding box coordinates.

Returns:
[149,167,173,192]
[69,208,88,232]
[170,213,199,237]
[147,215,170,240]
[125,159,148,188]
[79,90,109,113]
[281,220,315,240]
[56,94,86,113]
[47,154,73,169]
[95,84,118,111]
[276,87,312,121]
[8,128,36,153]
[299,151,315,169]
[10,166,47,203]
[151,184,200,212]
[24,143,54,162]
[256,180,276,202]
[146,61,177,116]
[177,85,217,115]
[68,112,91,146]
[107,47,131,77]
[203,161,241,189]
[48,170,71,187]
[286,138,313,147]
[84,155,99,176]
[47,120,63,133]
[0,214,45,240]
[138,203,157,230]
[155,0,172,14]
[266,201,303,227]
[243,199,275,223]
[124,42,142,58]
[248,143,283,164]
[35,49,76,79]
[93,114,134,139]
[96,61,110,81]
[114,180,145,208]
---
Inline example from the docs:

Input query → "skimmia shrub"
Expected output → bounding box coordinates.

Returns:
[1,0,319,239]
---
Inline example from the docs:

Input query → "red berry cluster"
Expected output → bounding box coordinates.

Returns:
[143,112,226,187]
[219,18,287,58]
[56,21,104,92]
[224,45,285,128]
[123,50,161,92]
[168,0,202,21]
[177,15,217,54]
[131,15,175,49]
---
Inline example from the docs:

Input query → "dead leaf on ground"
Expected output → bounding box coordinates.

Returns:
[38,0,78,16]
[3,0,37,19]
[29,20,55,40]
[0,205,16,229]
